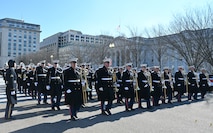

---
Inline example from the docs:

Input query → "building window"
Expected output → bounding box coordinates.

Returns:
[8,33,12,37]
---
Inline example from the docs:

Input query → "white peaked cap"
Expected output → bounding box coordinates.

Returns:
[178,66,183,69]
[69,58,78,63]
[53,60,59,64]
[189,65,195,69]
[103,57,111,63]
[163,67,169,70]
[140,64,147,67]
[153,66,160,69]
[126,63,133,67]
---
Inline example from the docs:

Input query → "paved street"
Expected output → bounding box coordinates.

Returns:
[0,76,213,133]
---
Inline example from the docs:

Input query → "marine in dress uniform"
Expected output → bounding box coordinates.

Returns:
[16,63,25,94]
[35,60,48,104]
[187,66,199,100]
[97,58,114,115]
[47,60,63,110]
[151,66,162,106]
[122,63,135,111]
[199,68,209,99]
[116,66,124,104]
[174,66,185,102]
[162,67,173,104]
[5,60,17,120]
[28,65,37,99]
[137,64,151,109]
[64,58,82,121]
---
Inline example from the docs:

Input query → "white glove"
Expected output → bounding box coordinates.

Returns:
[117,84,120,87]
[177,84,181,86]
[124,87,129,90]
[133,83,136,86]
[144,84,148,88]
[81,81,86,86]
[11,91,16,95]
[46,85,50,90]
[99,87,103,91]
[66,89,71,93]
[34,82,38,86]
[27,83,30,86]
[61,85,63,89]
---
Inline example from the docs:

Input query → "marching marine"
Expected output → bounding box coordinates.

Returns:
[28,65,37,99]
[35,60,48,105]
[162,67,173,104]
[187,66,199,100]
[96,58,114,115]
[116,66,124,104]
[122,63,135,111]
[137,64,151,109]
[174,66,185,102]
[151,66,162,106]
[47,60,63,111]
[199,68,209,99]
[64,58,82,121]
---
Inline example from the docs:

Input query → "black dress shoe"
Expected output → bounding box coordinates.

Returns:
[51,107,55,111]
[125,109,130,112]
[106,109,112,115]
[138,106,145,109]
[57,106,61,110]
[5,116,16,120]
[43,102,48,104]
[101,111,108,115]
[70,116,77,121]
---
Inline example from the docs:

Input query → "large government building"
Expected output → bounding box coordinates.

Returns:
[40,29,187,71]
[40,28,213,73]
[0,18,41,67]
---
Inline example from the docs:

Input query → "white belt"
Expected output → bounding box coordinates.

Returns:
[192,78,197,80]
[30,77,34,80]
[117,80,122,82]
[153,80,160,83]
[38,74,47,77]
[126,80,133,82]
[178,78,184,80]
[68,79,80,83]
[202,78,207,80]
[51,77,60,79]
[142,80,148,83]
[87,76,91,78]
[101,78,112,81]
[164,79,170,82]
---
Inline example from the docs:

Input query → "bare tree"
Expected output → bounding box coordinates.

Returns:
[126,26,145,67]
[145,25,169,68]
[163,5,213,69]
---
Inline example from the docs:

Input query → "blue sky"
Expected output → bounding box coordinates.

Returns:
[0,0,212,41]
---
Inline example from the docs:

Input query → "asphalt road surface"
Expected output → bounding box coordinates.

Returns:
[0,76,213,133]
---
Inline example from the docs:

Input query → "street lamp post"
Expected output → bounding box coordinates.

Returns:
[50,55,53,64]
